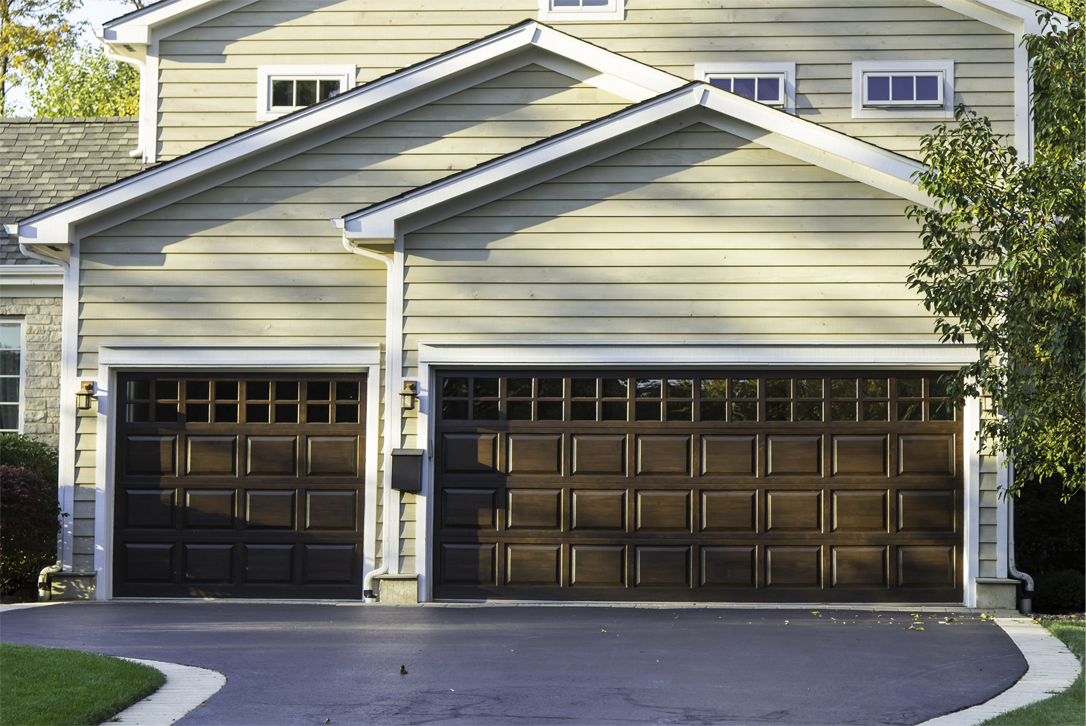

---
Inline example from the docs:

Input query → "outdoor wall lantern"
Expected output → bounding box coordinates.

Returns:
[75,381,96,410]
[399,380,418,410]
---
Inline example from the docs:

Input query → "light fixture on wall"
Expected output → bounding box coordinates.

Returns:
[399,380,418,410]
[75,381,96,410]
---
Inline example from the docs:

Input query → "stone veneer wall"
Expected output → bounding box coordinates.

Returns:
[1,296,62,445]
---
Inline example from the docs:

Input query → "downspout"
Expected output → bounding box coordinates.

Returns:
[1006,461,1035,614]
[101,43,146,159]
[341,235,394,603]
[38,560,62,601]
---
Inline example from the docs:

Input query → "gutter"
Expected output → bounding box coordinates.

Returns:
[340,233,395,603]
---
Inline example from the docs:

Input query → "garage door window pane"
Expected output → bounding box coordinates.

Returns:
[473,378,498,398]
[276,381,299,400]
[538,401,563,420]
[538,379,563,397]
[248,381,271,400]
[863,401,888,421]
[507,378,533,398]
[766,379,790,398]
[508,401,532,420]
[156,403,179,422]
[308,404,330,423]
[186,403,209,423]
[701,401,727,421]
[275,404,298,423]
[187,380,210,400]
[572,379,596,398]
[831,401,857,421]
[127,403,150,423]
[635,379,661,398]
[636,401,661,421]
[666,401,691,421]
[767,401,790,421]
[831,379,856,398]
[442,401,468,420]
[337,381,360,401]
[797,402,822,421]
[602,379,628,398]
[796,378,822,398]
[216,381,239,400]
[731,379,757,399]
[898,378,923,398]
[216,403,238,423]
[308,381,331,401]
[336,404,359,423]
[667,379,692,398]
[732,402,757,421]
[572,401,596,420]
[602,401,627,421]
[700,379,727,399]
[474,401,499,420]
[248,403,270,423]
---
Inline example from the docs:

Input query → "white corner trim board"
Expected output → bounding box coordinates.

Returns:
[112,657,226,726]
[917,618,1081,726]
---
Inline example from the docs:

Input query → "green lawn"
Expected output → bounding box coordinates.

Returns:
[0,643,165,726]
[979,621,1085,726]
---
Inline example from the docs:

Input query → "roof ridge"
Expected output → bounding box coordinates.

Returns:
[0,117,137,124]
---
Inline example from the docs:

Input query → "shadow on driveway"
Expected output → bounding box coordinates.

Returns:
[0,604,1024,726]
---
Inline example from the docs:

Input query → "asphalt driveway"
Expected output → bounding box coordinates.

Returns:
[0,603,1024,726]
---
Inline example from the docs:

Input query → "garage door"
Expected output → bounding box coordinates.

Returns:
[113,373,366,598]
[433,370,962,602]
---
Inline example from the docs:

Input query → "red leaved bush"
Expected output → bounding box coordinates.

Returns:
[1,465,61,595]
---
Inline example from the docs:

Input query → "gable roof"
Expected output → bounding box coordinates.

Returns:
[12,21,685,252]
[337,82,934,242]
[0,118,142,266]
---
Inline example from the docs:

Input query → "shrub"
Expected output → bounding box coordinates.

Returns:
[0,434,59,494]
[1034,569,1086,614]
[0,465,61,595]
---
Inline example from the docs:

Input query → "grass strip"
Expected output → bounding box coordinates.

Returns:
[979,621,1085,726]
[0,642,165,726]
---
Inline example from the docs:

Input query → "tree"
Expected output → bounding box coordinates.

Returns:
[26,41,138,117]
[0,0,82,114]
[905,2,1084,499]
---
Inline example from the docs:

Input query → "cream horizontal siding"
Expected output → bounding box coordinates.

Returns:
[402,123,939,365]
[76,70,628,583]
[155,0,1015,159]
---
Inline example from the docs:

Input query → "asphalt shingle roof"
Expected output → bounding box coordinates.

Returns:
[1,117,143,265]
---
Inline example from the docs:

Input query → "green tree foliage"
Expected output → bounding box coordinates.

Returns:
[0,0,82,114]
[906,3,1084,499]
[26,42,138,117]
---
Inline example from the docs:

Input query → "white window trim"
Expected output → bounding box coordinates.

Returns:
[92,344,381,600]
[538,0,624,22]
[0,319,25,434]
[695,62,797,114]
[413,341,982,606]
[257,65,356,122]
[852,61,955,119]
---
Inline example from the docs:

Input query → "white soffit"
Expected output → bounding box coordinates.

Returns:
[340,83,934,240]
[17,21,685,248]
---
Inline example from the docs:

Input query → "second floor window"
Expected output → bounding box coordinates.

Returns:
[270,78,343,111]
[862,72,944,107]
[539,0,623,21]
[257,65,356,121]
[695,62,796,113]
[706,75,786,107]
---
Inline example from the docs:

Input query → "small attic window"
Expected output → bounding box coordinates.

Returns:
[539,0,623,21]
[852,61,954,119]
[695,62,796,114]
[256,65,355,121]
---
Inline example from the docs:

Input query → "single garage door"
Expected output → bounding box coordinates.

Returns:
[113,373,366,598]
[433,370,962,602]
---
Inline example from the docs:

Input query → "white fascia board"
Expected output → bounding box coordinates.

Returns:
[417,341,980,368]
[98,344,380,369]
[342,89,695,239]
[19,21,682,248]
[97,0,260,46]
[342,83,932,239]
[929,0,1052,34]
[0,264,64,296]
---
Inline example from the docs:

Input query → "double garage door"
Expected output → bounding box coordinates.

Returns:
[113,373,366,598]
[434,369,963,603]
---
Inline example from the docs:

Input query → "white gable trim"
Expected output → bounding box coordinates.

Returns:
[96,0,260,46]
[340,83,932,241]
[16,21,685,251]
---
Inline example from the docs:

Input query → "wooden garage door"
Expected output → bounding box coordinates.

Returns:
[113,373,366,598]
[433,370,963,602]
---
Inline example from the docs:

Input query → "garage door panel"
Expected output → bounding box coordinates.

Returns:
[243,544,295,583]
[124,543,175,582]
[636,546,690,587]
[766,491,822,532]
[507,489,561,530]
[246,436,297,476]
[571,545,625,587]
[442,488,497,530]
[507,435,561,476]
[833,436,887,476]
[572,490,626,531]
[186,436,237,476]
[125,436,177,476]
[115,373,366,599]
[184,490,235,529]
[766,546,822,587]
[572,435,625,476]
[832,491,887,532]
[701,491,756,532]
[701,546,756,588]
[244,491,295,529]
[434,370,961,602]
[125,489,175,529]
[506,544,560,586]
[702,436,757,476]
[832,546,888,588]
[636,436,691,476]
[636,491,690,532]
[183,543,234,583]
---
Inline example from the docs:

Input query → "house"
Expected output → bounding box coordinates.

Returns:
[6,0,1048,606]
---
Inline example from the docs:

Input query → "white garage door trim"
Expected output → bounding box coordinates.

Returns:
[415,341,984,605]
[93,344,381,601]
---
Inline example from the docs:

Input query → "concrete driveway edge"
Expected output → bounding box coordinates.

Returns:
[112,657,227,726]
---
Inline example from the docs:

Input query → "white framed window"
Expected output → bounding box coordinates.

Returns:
[0,321,24,433]
[695,63,797,114]
[256,65,355,121]
[852,61,954,119]
[538,0,623,22]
